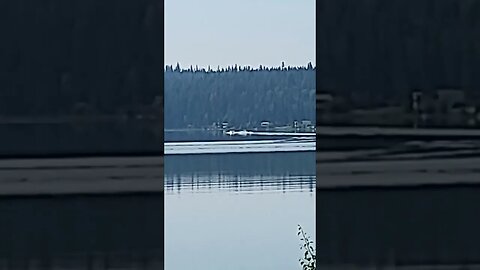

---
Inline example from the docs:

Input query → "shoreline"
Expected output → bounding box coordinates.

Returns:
[0,156,163,197]
[316,126,480,137]
[317,155,480,189]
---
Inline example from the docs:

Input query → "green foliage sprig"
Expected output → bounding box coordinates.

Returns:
[298,224,316,270]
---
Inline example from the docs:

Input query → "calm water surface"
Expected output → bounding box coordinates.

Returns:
[0,195,163,270]
[165,152,315,270]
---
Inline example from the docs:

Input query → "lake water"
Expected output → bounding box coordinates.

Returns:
[0,195,164,270]
[165,138,315,155]
[165,129,314,142]
[164,152,316,270]
[318,186,480,268]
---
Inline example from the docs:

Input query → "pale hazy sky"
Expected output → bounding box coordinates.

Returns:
[165,0,315,69]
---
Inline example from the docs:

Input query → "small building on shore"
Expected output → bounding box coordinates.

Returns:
[300,120,313,130]
[260,121,271,128]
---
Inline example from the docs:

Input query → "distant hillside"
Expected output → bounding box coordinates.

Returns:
[317,0,480,107]
[164,65,316,129]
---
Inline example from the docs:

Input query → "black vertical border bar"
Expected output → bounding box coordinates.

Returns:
[159,0,165,268]
[157,0,165,268]
[315,1,480,268]
[0,0,165,158]
[315,0,320,266]
[0,0,165,267]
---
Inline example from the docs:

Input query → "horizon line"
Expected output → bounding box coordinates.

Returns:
[164,61,314,68]
[164,62,316,70]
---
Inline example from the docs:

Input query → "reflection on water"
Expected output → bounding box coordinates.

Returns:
[0,252,162,270]
[166,174,315,193]
[318,186,480,268]
[165,152,316,194]
[165,152,315,177]
[0,195,164,270]
[165,152,315,270]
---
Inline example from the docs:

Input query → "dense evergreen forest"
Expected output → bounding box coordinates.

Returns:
[0,0,162,116]
[317,0,480,108]
[164,64,316,129]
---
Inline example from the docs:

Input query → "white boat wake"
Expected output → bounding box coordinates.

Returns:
[164,138,316,155]
[224,130,315,137]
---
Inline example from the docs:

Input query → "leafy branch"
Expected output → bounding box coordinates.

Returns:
[298,224,316,270]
